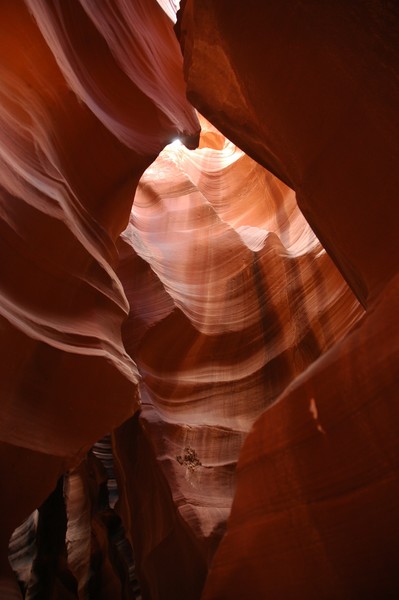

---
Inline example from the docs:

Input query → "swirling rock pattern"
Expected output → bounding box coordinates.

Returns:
[178,0,399,306]
[177,1,399,598]
[114,121,362,598]
[202,275,399,600]
[2,0,398,598]
[0,0,198,594]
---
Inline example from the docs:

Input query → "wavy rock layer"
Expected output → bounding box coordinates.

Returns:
[177,2,399,598]
[114,121,363,599]
[0,0,198,593]
[178,0,399,306]
[2,1,398,598]
[202,275,399,600]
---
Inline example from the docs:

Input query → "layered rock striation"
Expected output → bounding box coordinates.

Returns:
[177,1,399,598]
[0,0,198,595]
[1,0,399,598]
[114,121,362,598]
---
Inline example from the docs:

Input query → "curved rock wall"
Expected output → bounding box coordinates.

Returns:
[2,0,398,598]
[202,274,399,599]
[177,1,399,598]
[0,0,198,594]
[178,0,399,306]
[114,121,362,598]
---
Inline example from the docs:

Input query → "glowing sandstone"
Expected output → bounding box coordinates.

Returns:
[114,122,363,598]
[0,0,198,594]
[178,0,399,306]
[1,0,398,598]
[177,1,399,597]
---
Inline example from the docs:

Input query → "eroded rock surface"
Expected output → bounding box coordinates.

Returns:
[178,0,399,306]
[202,274,399,600]
[177,2,399,598]
[2,1,399,598]
[0,0,198,594]
[114,122,363,598]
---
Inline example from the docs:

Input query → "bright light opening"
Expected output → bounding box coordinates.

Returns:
[169,138,182,148]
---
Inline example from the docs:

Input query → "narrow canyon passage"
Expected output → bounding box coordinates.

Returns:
[1,1,399,598]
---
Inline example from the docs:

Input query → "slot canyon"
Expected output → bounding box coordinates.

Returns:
[1,1,399,598]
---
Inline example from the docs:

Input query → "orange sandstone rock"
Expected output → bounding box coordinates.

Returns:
[0,0,198,593]
[203,274,399,599]
[114,125,362,598]
[178,0,399,306]
[177,2,399,598]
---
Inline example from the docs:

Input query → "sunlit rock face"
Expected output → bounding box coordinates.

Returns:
[114,120,362,599]
[202,275,399,600]
[177,2,399,598]
[2,0,398,598]
[178,0,399,307]
[0,0,198,594]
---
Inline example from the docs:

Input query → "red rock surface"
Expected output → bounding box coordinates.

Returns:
[1,1,399,598]
[202,275,399,599]
[0,0,198,595]
[112,122,362,598]
[178,0,399,307]
[177,1,399,598]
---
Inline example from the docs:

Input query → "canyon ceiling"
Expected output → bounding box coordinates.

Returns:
[1,1,399,598]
